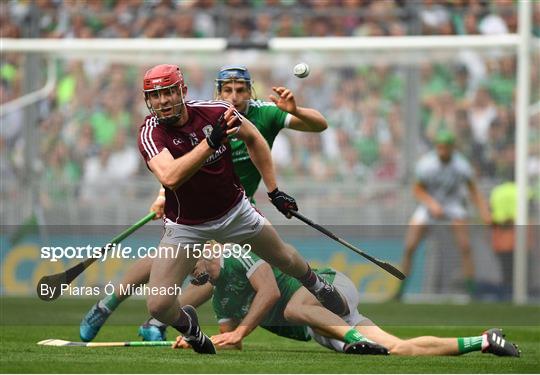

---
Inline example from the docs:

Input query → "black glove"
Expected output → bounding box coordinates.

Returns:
[191,272,210,286]
[268,188,298,218]
[206,114,227,150]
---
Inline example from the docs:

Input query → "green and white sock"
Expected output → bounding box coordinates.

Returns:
[457,336,483,354]
[465,279,476,294]
[100,293,120,312]
[343,328,373,344]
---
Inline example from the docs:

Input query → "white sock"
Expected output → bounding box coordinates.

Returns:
[148,318,167,328]
[312,276,326,293]
[97,301,111,313]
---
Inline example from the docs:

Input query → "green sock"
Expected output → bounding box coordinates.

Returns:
[343,328,368,344]
[101,293,120,312]
[457,336,483,354]
[396,281,407,297]
[465,279,476,294]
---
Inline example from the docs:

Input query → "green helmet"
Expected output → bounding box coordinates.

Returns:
[435,130,455,145]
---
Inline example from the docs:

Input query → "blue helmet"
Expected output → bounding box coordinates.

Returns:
[215,66,252,92]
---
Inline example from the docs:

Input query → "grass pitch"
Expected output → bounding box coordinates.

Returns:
[1,297,538,373]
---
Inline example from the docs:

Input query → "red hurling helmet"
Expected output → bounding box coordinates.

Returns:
[143,64,186,125]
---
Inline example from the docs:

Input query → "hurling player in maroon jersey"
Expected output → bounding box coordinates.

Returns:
[80,64,346,354]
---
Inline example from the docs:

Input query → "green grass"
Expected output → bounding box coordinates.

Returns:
[1,297,539,373]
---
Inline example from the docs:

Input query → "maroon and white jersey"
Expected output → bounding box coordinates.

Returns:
[138,100,244,225]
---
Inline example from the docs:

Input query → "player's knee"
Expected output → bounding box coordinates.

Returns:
[271,245,297,271]
[147,296,170,320]
[283,303,303,324]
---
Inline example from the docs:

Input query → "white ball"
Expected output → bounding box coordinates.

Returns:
[293,62,310,78]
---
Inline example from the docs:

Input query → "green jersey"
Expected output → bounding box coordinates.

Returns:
[230,99,291,198]
[212,252,336,341]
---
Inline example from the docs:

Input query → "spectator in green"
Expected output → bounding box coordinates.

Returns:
[40,143,81,208]
[484,56,515,106]
[90,91,131,146]
[56,62,83,108]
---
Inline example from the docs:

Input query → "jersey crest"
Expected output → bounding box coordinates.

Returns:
[202,125,213,138]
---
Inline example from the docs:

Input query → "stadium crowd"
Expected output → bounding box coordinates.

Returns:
[2,0,537,39]
[1,1,539,209]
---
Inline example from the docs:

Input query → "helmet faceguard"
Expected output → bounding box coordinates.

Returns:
[143,64,186,126]
[215,65,253,93]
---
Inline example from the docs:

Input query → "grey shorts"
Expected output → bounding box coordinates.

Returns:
[411,204,467,224]
[306,271,369,352]
[162,196,265,246]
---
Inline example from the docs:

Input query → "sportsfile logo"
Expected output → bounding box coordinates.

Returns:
[40,243,183,263]
[40,243,252,262]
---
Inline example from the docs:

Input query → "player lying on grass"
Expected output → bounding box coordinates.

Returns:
[80,65,339,346]
[170,252,520,357]
[172,250,388,355]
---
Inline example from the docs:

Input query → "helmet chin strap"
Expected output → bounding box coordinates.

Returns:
[157,110,181,126]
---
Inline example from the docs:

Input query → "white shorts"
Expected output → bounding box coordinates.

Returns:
[411,204,467,225]
[161,196,265,246]
[306,271,369,352]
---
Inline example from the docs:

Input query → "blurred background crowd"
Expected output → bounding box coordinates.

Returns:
[1,0,539,224]
[3,0,540,39]
[1,0,540,300]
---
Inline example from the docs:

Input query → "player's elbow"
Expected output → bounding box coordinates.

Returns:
[151,166,179,191]
[267,287,281,306]
[161,175,180,191]
[161,171,187,191]
[314,119,328,132]
[162,179,181,191]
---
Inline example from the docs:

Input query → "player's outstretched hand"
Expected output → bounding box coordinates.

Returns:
[268,188,298,219]
[269,86,297,114]
[210,331,243,349]
[172,335,191,349]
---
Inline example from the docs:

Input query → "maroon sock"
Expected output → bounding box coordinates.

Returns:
[297,264,318,290]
